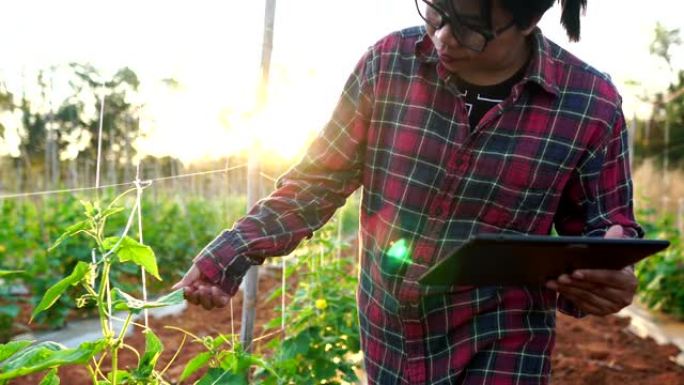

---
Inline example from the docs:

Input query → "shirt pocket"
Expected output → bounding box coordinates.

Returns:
[485,158,560,232]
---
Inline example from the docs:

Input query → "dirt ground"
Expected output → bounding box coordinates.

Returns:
[10,269,684,385]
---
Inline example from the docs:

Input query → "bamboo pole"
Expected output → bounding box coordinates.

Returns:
[241,0,276,353]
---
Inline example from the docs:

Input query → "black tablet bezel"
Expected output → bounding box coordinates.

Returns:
[418,234,670,286]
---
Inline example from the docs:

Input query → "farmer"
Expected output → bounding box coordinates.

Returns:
[174,0,643,383]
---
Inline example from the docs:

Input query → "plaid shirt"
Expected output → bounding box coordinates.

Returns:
[195,27,642,384]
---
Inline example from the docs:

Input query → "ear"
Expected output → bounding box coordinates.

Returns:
[521,15,543,36]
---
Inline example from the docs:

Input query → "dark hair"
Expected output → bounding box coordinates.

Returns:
[499,0,588,41]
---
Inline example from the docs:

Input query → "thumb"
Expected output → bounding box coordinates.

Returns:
[604,224,625,239]
[172,265,200,290]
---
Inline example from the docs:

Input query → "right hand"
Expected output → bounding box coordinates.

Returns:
[172,264,232,310]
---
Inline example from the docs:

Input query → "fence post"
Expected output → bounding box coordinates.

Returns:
[240,0,277,354]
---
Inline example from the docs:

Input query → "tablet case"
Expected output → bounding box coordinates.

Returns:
[419,234,670,286]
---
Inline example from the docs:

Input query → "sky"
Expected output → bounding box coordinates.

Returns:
[1,0,683,163]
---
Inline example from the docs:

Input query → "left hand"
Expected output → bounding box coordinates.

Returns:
[545,225,638,316]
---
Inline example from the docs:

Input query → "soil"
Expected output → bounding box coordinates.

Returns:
[9,269,684,385]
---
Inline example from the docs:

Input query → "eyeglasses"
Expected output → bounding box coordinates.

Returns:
[415,0,516,53]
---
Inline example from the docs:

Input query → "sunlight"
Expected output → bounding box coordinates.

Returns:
[135,65,340,165]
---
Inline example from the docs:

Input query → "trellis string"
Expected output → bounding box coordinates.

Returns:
[0,165,248,200]
[135,107,149,327]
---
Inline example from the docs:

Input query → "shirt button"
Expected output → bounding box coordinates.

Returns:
[434,207,442,216]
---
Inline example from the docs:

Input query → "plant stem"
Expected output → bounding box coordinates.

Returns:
[112,346,118,385]
[116,313,133,342]
[97,261,112,339]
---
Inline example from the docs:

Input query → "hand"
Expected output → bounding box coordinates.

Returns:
[545,225,638,316]
[172,264,232,310]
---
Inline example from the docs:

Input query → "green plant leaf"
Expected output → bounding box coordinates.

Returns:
[0,270,25,279]
[0,340,106,380]
[99,206,124,221]
[79,200,95,217]
[0,340,32,362]
[180,351,212,381]
[112,288,184,314]
[49,220,90,252]
[197,368,247,385]
[281,329,312,359]
[133,330,164,379]
[38,368,60,385]
[30,262,91,322]
[103,236,160,280]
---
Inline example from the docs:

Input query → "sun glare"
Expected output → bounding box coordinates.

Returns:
[135,65,339,166]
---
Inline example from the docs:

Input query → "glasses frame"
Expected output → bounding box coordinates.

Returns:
[415,0,516,53]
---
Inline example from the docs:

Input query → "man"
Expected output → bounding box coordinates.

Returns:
[174,0,643,383]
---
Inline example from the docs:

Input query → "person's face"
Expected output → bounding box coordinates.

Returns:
[417,0,534,75]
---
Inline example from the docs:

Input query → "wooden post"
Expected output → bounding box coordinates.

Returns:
[241,0,276,353]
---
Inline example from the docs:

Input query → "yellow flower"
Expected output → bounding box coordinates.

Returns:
[0,244,5,253]
[315,299,328,310]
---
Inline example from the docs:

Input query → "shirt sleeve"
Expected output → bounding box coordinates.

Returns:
[553,106,644,317]
[194,49,375,295]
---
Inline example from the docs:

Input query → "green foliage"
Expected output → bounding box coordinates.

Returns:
[258,226,360,385]
[38,368,60,385]
[112,288,184,314]
[4,190,202,385]
[0,270,25,343]
[103,236,160,280]
[635,207,684,319]
[0,192,241,331]
[0,340,106,380]
[2,192,361,384]
[30,261,91,322]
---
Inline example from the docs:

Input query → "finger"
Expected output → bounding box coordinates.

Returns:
[210,286,230,308]
[198,286,215,310]
[184,287,201,305]
[561,291,607,315]
[558,278,631,307]
[557,284,622,314]
[571,268,637,291]
[604,224,625,239]
[172,265,201,290]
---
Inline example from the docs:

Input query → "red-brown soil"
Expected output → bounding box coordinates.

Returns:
[9,270,684,385]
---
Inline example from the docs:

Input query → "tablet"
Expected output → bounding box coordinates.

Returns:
[418,233,670,286]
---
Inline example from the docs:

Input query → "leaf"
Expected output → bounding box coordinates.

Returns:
[49,220,91,252]
[280,330,312,360]
[112,288,184,315]
[38,368,60,385]
[243,355,278,379]
[133,330,164,378]
[0,340,106,380]
[265,286,283,303]
[180,351,212,381]
[79,200,95,217]
[0,270,25,279]
[31,262,91,322]
[103,236,160,280]
[0,340,32,362]
[99,206,124,220]
[197,368,247,385]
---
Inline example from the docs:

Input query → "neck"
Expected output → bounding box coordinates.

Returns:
[456,37,532,86]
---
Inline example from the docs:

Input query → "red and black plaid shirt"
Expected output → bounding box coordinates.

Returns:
[195,27,642,384]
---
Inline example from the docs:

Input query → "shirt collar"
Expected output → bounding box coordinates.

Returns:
[414,27,560,97]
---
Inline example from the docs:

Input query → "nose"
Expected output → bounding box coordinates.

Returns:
[433,23,460,49]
